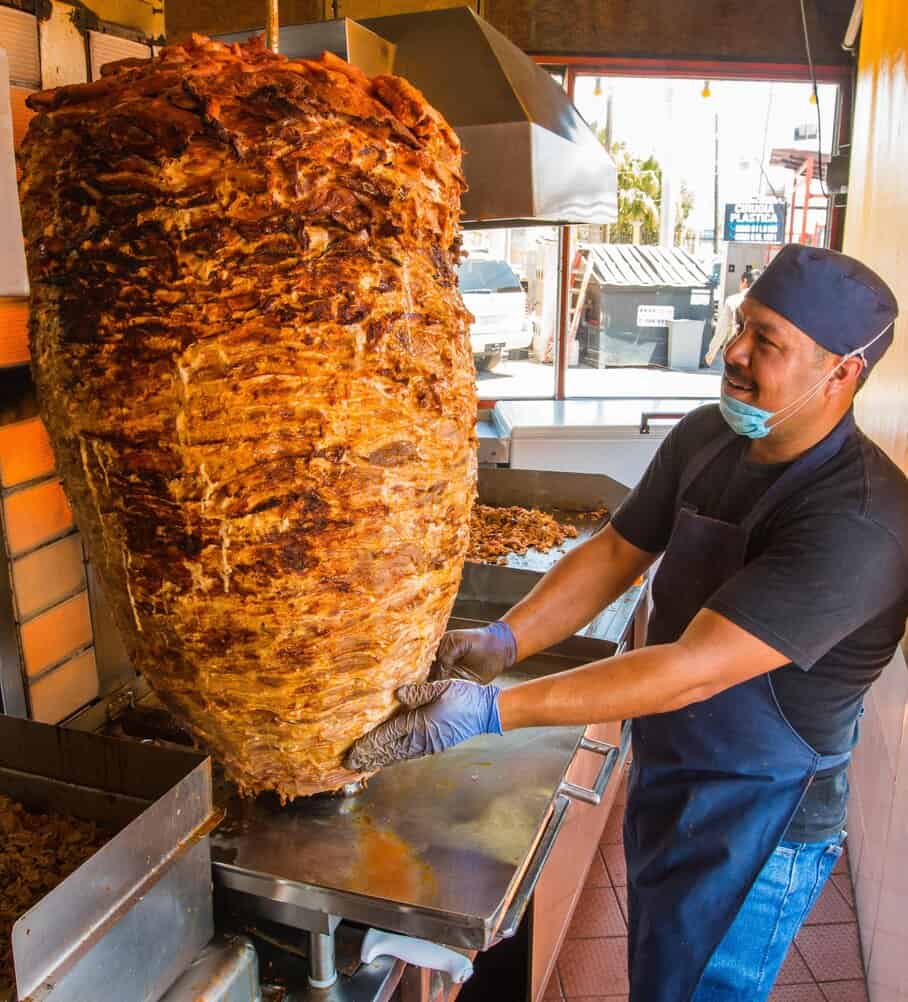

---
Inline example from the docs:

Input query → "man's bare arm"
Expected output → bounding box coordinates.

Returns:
[498,608,789,729]
[501,524,657,661]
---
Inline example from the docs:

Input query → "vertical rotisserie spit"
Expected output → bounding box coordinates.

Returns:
[19,35,476,799]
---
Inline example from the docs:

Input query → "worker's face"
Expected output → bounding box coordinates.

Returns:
[722,297,858,421]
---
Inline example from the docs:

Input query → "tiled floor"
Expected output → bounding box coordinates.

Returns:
[545,766,869,1002]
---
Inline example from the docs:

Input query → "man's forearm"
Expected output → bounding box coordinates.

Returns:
[497,641,712,730]
[501,525,655,661]
[498,607,789,730]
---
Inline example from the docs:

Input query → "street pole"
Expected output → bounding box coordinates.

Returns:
[713,111,720,254]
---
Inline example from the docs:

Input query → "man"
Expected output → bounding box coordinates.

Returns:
[705,266,760,366]
[347,245,908,1002]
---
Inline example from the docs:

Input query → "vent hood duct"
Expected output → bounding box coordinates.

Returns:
[214,8,617,227]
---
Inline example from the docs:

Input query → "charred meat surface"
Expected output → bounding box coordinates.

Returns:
[0,795,110,992]
[19,36,476,799]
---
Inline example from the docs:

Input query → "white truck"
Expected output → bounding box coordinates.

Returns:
[457,257,532,371]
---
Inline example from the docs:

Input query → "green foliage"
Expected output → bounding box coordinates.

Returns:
[593,129,695,246]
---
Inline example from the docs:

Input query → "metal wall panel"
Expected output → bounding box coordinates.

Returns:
[0,7,40,88]
[88,29,151,80]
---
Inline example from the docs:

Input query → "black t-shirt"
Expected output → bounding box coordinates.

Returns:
[611,404,908,841]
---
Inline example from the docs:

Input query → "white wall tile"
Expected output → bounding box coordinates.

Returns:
[868,930,908,1001]
[872,648,908,774]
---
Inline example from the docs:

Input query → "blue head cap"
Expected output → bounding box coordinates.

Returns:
[748,244,898,372]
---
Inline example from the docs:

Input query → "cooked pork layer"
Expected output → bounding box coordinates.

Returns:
[20,36,476,799]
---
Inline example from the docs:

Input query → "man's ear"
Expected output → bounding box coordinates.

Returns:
[827,355,865,397]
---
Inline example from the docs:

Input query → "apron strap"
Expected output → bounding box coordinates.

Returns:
[815,700,863,773]
[816,749,852,771]
[676,428,739,511]
[739,409,858,534]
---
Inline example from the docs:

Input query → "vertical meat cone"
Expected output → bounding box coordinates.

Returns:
[19,35,476,799]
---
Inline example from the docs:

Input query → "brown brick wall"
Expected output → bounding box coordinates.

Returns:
[167,0,322,43]
[484,0,854,65]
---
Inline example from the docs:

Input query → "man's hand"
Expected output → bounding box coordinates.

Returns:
[344,679,503,772]
[430,622,517,684]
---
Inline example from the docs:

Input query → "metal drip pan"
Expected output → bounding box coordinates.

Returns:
[0,716,220,1002]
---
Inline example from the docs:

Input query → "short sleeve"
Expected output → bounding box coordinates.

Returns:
[706,513,908,669]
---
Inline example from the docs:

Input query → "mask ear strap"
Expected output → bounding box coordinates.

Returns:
[768,321,894,432]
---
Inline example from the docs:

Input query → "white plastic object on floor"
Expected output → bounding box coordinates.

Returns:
[360,928,474,983]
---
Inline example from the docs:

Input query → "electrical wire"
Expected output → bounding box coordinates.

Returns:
[800,0,829,197]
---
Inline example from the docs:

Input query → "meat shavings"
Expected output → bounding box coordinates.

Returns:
[0,795,110,992]
[467,505,581,565]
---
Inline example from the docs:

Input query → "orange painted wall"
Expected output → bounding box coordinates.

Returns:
[847,0,908,474]
[843,7,908,998]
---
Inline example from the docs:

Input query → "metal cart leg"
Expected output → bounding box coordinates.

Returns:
[308,929,338,988]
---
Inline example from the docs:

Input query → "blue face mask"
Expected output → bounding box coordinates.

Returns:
[718,323,892,440]
[718,392,774,439]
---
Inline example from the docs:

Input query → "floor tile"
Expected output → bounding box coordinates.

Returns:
[768,984,826,1001]
[614,882,628,924]
[796,923,865,982]
[567,885,627,939]
[775,943,815,984]
[803,879,855,925]
[830,874,855,908]
[600,808,624,846]
[558,937,629,997]
[601,843,627,887]
[584,849,610,888]
[819,980,869,1002]
[543,969,563,999]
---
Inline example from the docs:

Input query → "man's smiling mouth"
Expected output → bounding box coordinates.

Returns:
[724,372,755,393]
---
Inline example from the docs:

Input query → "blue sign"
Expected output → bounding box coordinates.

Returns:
[724,201,786,244]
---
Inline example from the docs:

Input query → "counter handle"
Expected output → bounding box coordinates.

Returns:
[640,411,686,435]
[558,736,619,806]
[492,794,571,943]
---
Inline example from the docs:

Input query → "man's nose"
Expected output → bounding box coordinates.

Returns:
[724,328,751,367]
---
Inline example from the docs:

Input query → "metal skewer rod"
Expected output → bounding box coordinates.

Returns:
[266,0,279,53]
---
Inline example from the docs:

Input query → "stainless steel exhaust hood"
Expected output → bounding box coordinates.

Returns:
[214,8,617,228]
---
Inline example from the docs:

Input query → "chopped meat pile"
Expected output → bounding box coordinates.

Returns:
[0,795,109,992]
[467,505,579,564]
[19,36,476,800]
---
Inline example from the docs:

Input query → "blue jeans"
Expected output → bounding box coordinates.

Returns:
[690,831,845,1001]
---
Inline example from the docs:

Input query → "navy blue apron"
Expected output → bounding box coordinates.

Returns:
[624,411,857,1002]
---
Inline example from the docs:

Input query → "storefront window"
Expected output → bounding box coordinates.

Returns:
[461,226,559,399]
[562,75,838,397]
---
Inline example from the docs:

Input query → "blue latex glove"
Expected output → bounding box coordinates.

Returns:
[344,679,503,772]
[430,622,517,685]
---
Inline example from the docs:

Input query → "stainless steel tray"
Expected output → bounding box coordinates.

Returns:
[462,467,640,644]
[0,716,220,1002]
[471,467,627,575]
